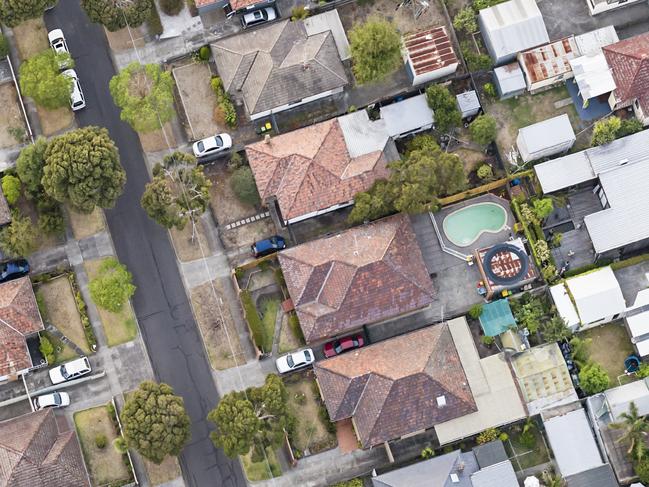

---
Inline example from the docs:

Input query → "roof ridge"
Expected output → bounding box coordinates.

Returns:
[312,32,347,84]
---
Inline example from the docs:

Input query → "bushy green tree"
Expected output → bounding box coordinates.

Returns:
[42,126,126,212]
[0,211,36,257]
[121,381,191,464]
[0,0,57,27]
[19,50,73,110]
[159,0,183,15]
[109,62,175,132]
[0,34,9,57]
[476,427,500,444]
[579,362,609,395]
[532,197,554,222]
[610,401,649,463]
[510,293,544,334]
[618,118,644,138]
[1,175,21,205]
[349,18,402,84]
[230,166,260,206]
[141,151,211,229]
[348,179,395,224]
[81,0,151,31]
[425,84,461,133]
[39,335,55,364]
[453,7,477,33]
[476,163,493,180]
[539,315,571,343]
[592,116,622,146]
[207,374,293,458]
[469,114,497,145]
[16,137,48,196]
[89,257,136,312]
[636,459,649,484]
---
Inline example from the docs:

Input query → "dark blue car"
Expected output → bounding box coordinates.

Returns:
[0,259,29,283]
[251,236,286,258]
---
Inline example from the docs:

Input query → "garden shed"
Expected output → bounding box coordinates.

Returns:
[379,94,434,139]
[516,114,575,162]
[493,63,526,99]
[456,91,481,119]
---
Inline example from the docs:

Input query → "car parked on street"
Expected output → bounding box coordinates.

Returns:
[192,133,232,158]
[48,28,71,67]
[62,69,85,111]
[49,357,91,384]
[251,235,286,258]
[241,7,277,29]
[323,334,365,358]
[276,349,314,374]
[33,391,70,410]
[0,259,29,283]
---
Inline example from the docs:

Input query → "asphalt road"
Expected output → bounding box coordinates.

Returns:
[43,2,245,486]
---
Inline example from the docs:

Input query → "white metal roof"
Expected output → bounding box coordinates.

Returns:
[338,110,389,158]
[587,129,649,174]
[517,114,575,155]
[534,151,594,193]
[627,312,649,339]
[605,379,649,421]
[379,94,434,138]
[566,267,626,324]
[636,338,649,357]
[456,91,480,116]
[570,53,617,101]
[550,284,580,329]
[543,408,604,477]
[493,63,526,94]
[574,26,619,56]
[479,0,549,61]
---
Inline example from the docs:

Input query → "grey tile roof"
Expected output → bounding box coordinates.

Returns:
[372,451,479,487]
[472,440,508,469]
[565,464,618,487]
[470,461,518,487]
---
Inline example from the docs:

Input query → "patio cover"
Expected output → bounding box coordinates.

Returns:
[566,267,626,325]
[379,94,434,138]
[479,300,517,337]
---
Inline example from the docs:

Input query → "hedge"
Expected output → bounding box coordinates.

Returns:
[240,289,265,351]
[611,253,649,270]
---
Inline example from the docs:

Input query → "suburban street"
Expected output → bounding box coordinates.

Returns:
[43,2,246,486]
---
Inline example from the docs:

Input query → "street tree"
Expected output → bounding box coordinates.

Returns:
[121,381,191,464]
[42,126,126,212]
[88,257,136,312]
[469,114,497,145]
[591,116,622,146]
[81,0,151,31]
[0,211,36,257]
[16,136,48,196]
[610,401,649,463]
[0,0,57,27]
[109,62,175,132]
[19,50,73,110]
[349,18,402,84]
[579,362,609,395]
[230,166,260,206]
[425,84,461,133]
[141,151,211,230]
[1,175,21,205]
[207,374,294,458]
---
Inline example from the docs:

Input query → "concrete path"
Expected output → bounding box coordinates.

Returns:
[213,359,275,395]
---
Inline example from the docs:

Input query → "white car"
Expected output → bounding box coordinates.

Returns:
[48,29,72,68]
[62,69,85,111]
[33,391,70,410]
[241,7,277,29]
[192,134,232,158]
[275,349,314,374]
[49,357,91,385]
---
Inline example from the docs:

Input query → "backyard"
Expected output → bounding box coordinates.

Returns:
[74,404,133,486]
[579,322,635,387]
[0,82,27,149]
[503,420,551,471]
[84,258,138,347]
[67,206,106,240]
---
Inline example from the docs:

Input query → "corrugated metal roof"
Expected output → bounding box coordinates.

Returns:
[518,114,575,155]
[574,26,619,56]
[379,94,434,138]
[519,36,578,84]
[403,26,457,76]
[587,129,649,174]
[569,52,617,100]
[493,63,526,94]
[534,151,594,192]
[456,91,480,116]
[479,0,549,61]
[566,267,626,324]
[605,379,649,421]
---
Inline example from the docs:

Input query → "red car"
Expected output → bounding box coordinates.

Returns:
[323,334,365,358]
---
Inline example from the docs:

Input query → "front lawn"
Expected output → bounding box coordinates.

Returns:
[41,331,77,364]
[169,217,210,262]
[74,404,132,486]
[240,291,280,353]
[84,258,138,347]
[143,456,182,486]
[278,312,306,354]
[579,322,635,387]
[68,206,105,240]
[12,17,48,60]
[241,446,281,481]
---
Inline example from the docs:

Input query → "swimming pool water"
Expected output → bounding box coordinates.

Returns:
[442,202,507,247]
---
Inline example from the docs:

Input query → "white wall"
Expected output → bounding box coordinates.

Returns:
[516,133,575,163]
[587,0,643,16]
[409,61,458,86]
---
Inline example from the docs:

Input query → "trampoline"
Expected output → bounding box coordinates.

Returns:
[483,243,530,286]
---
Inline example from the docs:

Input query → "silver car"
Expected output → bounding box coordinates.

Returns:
[241,7,277,29]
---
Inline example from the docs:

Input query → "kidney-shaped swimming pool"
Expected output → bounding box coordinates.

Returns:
[442,202,507,247]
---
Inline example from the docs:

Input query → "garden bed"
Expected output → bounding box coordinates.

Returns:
[172,62,221,141]
[169,217,211,262]
[68,206,105,240]
[41,331,78,364]
[84,258,138,347]
[0,82,27,149]
[278,312,305,354]
[205,162,258,225]
[579,322,635,387]
[15,196,63,252]
[241,446,281,482]
[239,289,280,353]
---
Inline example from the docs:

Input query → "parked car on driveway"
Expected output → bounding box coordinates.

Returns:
[192,133,232,158]
[251,235,286,258]
[241,7,277,29]
[49,357,91,384]
[276,349,314,374]
[324,334,365,358]
[62,69,85,111]
[33,391,70,410]
[47,29,72,68]
[0,259,29,283]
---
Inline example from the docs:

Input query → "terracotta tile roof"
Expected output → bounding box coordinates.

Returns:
[0,409,90,487]
[278,214,434,343]
[0,277,44,378]
[603,32,649,113]
[314,324,477,447]
[403,26,458,76]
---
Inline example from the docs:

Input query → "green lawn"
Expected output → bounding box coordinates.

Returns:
[259,298,279,352]
[504,424,550,471]
[42,331,78,365]
[241,447,281,481]
[240,291,279,353]
[579,322,635,387]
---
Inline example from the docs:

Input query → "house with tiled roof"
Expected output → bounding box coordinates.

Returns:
[247,109,397,225]
[0,409,90,486]
[314,323,476,448]
[603,32,649,126]
[0,276,45,382]
[210,12,349,120]
[278,214,434,343]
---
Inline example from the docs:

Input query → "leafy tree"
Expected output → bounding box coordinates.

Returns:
[89,257,136,312]
[348,179,395,225]
[121,381,191,464]
[39,335,55,364]
[592,116,622,146]
[1,175,21,205]
[230,166,260,206]
[539,315,571,343]
[349,18,402,84]
[511,293,544,334]
[636,458,649,484]
[461,41,492,72]
[541,471,566,487]
[476,163,493,180]
[0,211,36,257]
[472,0,506,10]
[0,34,9,57]
[159,0,183,15]
[42,126,126,212]
[19,50,73,110]
[519,202,538,226]
[425,84,461,133]
[520,417,537,449]
[569,336,590,368]
[453,7,477,33]
[207,374,294,458]
[81,0,151,31]
[610,401,649,463]
[532,197,553,222]
[0,0,57,27]
[469,114,497,145]
[476,427,500,444]
[141,151,211,229]
[109,62,175,132]
[618,118,643,137]
[36,196,65,237]
[16,137,48,196]
[534,239,550,263]
[579,362,609,395]
[637,363,649,379]
[468,303,483,319]
[483,82,497,99]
